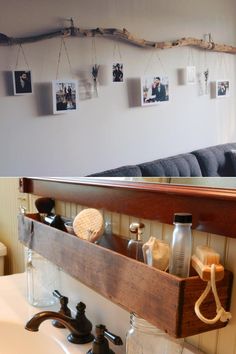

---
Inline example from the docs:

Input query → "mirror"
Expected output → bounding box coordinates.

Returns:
[99,177,236,189]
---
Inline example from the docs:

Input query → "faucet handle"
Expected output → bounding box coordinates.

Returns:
[104,328,123,346]
[67,302,94,344]
[53,290,68,302]
[87,324,123,354]
[52,290,71,328]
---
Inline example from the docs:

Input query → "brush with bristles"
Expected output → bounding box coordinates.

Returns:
[35,197,55,215]
[192,245,224,281]
[35,197,55,220]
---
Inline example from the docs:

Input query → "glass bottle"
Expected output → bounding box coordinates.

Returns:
[26,248,60,307]
[169,213,192,278]
[127,223,145,262]
[126,313,184,354]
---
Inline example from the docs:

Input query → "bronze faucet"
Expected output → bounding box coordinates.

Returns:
[25,302,94,344]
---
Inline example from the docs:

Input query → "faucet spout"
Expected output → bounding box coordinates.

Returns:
[25,311,77,332]
[25,310,94,344]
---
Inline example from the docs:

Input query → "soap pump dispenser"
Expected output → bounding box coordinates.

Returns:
[87,324,123,354]
[127,222,145,262]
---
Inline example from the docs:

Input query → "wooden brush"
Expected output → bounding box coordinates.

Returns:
[192,245,224,281]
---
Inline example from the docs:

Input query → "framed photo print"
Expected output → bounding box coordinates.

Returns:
[185,66,196,85]
[141,76,169,106]
[12,70,33,95]
[52,80,78,114]
[112,63,123,82]
[216,80,230,98]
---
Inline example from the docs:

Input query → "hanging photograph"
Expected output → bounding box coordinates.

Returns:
[185,66,196,84]
[216,80,230,98]
[141,76,169,106]
[112,63,123,82]
[197,69,209,96]
[52,80,78,114]
[12,70,33,95]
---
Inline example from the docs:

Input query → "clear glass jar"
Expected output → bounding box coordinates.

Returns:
[26,248,60,307]
[126,313,184,354]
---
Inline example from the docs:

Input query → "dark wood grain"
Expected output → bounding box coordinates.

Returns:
[18,214,233,338]
[19,177,236,238]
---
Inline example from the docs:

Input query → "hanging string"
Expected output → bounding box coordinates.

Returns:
[112,41,122,62]
[154,51,168,75]
[56,37,73,80]
[196,47,207,73]
[216,52,229,78]
[204,49,209,70]
[56,38,63,80]
[143,49,155,75]
[15,45,21,70]
[91,37,98,65]
[223,53,230,78]
[62,38,73,76]
[187,47,195,66]
[15,44,30,70]
[143,49,168,75]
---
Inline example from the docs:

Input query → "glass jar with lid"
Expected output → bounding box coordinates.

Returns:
[126,313,184,354]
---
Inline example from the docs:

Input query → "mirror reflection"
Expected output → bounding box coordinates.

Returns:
[108,177,236,189]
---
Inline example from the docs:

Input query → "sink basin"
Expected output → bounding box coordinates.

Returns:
[0,321,69,354]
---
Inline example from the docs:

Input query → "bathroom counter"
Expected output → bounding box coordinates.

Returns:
[0,273,91,354]
[0,273,204,354]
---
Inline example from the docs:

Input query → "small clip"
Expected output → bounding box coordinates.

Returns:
[66,17,77,36]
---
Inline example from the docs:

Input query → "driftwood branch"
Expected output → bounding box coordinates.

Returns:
[0,26,236,54]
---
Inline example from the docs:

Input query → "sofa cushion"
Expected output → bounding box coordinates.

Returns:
[138,153,202,177]
[88,165,142,177]
[191,143,236,176]
[225,149,236,176]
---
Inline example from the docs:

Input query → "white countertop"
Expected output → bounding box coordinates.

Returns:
[0,273,204,354]
[0,273,91,354]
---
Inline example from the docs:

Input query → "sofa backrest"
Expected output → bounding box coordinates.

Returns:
[88,164,142,177]
[87,143,236,177]
[138,153,202,177]
[191,143,236,177]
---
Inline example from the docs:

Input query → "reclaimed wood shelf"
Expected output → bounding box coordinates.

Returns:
[18,213,233,338]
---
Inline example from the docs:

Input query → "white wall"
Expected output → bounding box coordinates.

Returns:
[0,0,236,176]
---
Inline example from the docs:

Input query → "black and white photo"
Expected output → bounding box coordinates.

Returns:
[12,70,33,95]
[52,80,78,114]
[112,63,123,82]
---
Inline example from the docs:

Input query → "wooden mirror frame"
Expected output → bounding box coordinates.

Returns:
[19,177,236,238]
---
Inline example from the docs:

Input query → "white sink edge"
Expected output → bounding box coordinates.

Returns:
[0,273,91,354]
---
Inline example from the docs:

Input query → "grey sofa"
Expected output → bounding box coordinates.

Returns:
[88,143,236,177]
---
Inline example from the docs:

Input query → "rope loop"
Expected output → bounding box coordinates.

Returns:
[194,264,232,324]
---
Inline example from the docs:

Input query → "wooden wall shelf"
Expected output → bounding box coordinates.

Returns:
[20,177,236,238]
[18,213,233,338]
